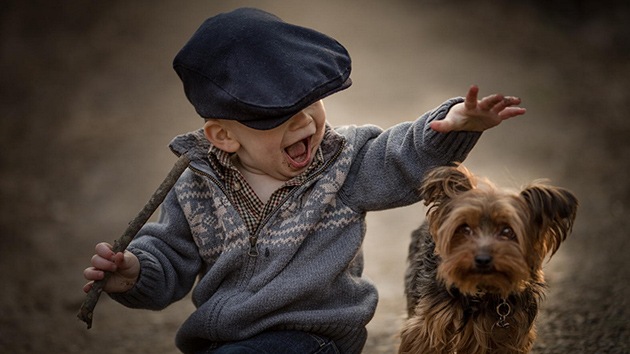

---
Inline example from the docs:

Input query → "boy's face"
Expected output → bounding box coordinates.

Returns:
[206,100,327,181]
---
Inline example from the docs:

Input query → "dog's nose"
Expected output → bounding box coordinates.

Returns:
[474,253,493,269]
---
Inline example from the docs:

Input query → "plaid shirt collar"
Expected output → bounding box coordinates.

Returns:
[207,144,324,234]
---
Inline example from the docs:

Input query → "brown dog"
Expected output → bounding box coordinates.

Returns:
[400,165,578,353]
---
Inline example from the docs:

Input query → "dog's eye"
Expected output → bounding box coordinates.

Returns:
[498,226,516,240]
[456,224,473,237]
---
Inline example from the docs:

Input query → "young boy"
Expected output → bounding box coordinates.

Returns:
[83,7,525,354]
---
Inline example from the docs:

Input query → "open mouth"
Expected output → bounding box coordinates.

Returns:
[284,136,312,169]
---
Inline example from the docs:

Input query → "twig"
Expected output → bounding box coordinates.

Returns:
[77,153,190,329]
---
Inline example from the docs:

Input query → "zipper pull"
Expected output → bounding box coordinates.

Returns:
[248,236,259,257]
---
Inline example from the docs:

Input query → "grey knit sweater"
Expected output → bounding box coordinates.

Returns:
[110,97,480,353]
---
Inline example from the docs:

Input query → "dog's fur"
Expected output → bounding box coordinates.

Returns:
[399,165,578,354]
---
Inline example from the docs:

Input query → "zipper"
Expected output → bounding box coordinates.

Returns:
[182,160,265,258]
[248,236,259,257]
[247,139,347,257]
[186,164,231,199]
[186,163,258,258]
[176,138,347,258]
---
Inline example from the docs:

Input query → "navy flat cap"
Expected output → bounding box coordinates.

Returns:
[173,7,352,130]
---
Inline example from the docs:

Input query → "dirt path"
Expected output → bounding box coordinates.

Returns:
[1,1,628,353]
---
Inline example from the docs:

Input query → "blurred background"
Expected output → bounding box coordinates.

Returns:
[1,0,628,353]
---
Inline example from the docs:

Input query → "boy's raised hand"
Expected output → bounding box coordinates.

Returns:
[430,85,526,133]
[83,242,140,294]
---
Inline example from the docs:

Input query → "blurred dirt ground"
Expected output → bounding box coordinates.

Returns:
[1,1,629,353]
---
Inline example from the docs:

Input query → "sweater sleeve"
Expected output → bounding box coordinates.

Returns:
[341,97,481,212]
[108,185,203,310]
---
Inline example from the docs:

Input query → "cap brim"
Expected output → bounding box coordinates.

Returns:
[237,77,352,130]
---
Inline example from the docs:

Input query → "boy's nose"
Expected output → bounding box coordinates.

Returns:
[287,112,312,131]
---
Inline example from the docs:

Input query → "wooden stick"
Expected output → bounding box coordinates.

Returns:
[77,153,191,329]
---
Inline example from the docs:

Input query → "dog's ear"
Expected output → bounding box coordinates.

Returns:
[421,165,475,207]
[520,185,578,256]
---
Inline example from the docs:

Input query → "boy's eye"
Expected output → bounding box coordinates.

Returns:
[498,226,516,240]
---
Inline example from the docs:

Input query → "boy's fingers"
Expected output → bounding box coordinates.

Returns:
[91,254,117,272]
[491,96,522,113]
[83,281,94,293]
[498,107,527,120]
[464,85,479,110]
[95,242,115,259]
[505,96,521,105]
[84,267,105,281]
[480,94,505,111]
[113,252,128,267]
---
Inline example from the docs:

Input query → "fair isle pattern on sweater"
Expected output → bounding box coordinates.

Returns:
[176,177,249,262]
[176,129,353,265]
[205,144,324,235]
[259,148,361,253]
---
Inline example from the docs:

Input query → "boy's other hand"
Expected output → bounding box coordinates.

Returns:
[83,242,140,294]
[431,85,526,133]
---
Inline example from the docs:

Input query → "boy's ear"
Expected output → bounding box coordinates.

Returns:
[203,120,240,153]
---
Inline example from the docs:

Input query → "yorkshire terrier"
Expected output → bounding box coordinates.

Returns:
[399,165,578,354]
